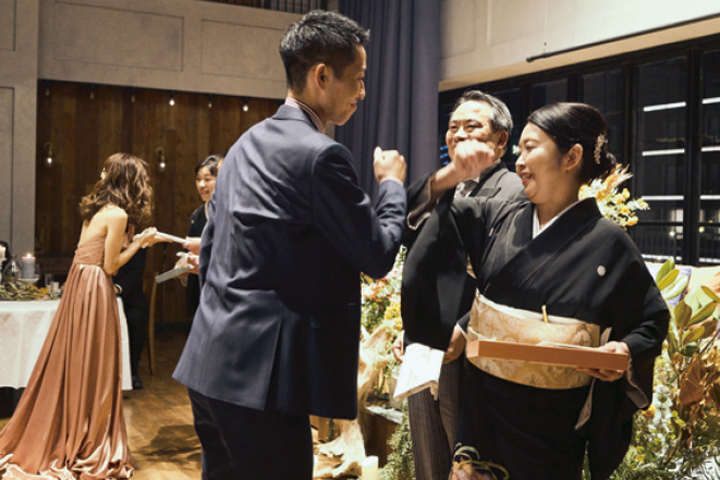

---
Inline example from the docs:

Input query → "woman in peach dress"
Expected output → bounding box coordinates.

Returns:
[0,153,163,479]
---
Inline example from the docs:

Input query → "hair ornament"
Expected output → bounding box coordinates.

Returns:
[594,133,606,165]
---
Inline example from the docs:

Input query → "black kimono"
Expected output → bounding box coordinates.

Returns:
[186,203,207,317]
[404,194,669,480]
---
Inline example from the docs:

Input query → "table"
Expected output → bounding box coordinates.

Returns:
[0,298,132,391]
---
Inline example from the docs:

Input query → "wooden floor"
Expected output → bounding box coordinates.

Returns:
[121,327,202,480]
[0,326,381,480]
[0,326,203,480]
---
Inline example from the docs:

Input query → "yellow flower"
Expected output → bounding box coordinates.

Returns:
[621,205,630,214]
[622,188,630,200]
[613,194,624,204]
[642,404,656,418]
[384,302,401,321]
[627,216,638,226]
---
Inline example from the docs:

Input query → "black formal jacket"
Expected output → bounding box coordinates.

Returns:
[115,248,147,311]
[401,162,525,349]
[186,204,207,317]
[173,105,407,420]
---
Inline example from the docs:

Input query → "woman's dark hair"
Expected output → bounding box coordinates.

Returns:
[79,153,153,228]
[195,154,224,177]
[527,102,617,184]
[279,10,369,92]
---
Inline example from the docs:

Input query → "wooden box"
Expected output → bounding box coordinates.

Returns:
[466,339,629,371]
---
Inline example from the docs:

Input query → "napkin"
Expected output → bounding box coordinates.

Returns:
[393,343,444,401]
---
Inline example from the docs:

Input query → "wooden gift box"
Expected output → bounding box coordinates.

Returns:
[466,339,629,371]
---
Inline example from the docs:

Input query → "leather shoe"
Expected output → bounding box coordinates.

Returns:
[132,373,143,390]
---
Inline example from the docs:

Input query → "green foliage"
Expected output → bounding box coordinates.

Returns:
[361,248,405,400]
[379,402,415,480]
[361,247,405,334]
[583,259,720,480]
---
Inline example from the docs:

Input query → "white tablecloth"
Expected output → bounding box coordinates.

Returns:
[0,298,132,391]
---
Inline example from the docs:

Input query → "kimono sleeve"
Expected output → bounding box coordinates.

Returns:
[613,258,670,409]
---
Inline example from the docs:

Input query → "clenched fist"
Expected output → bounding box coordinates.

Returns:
[373,147,407,184]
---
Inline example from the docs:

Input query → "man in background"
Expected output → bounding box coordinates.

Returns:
[398,90,525,480]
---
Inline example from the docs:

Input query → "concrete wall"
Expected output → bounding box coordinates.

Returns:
[440,0,720,91]
[0,0,39,258]
[1,0,303,256]
[38,0,302,99]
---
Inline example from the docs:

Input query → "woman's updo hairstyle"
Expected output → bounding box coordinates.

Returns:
[527,102,616,184]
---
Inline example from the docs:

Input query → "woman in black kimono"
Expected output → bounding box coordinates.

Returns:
[183,154,223,317]
[404,103,669,480]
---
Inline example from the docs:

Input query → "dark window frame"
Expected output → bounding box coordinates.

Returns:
[439,33,720,266]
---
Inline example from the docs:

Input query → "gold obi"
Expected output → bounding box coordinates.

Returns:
[466,294,600,389]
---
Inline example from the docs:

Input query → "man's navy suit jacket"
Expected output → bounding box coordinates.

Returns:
[174,105,406,420]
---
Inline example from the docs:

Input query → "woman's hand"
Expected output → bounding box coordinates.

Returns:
[183,237,202,255]
[392,331,404,362]
[443,325,467,364]
[136,227,167,248]
[173,255,195,280]
[577,341,629,382]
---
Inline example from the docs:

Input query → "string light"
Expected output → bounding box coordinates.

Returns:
[169,91,175,106]
[243,98,249,112]
[44,142,54,167]
[157,147,167,173]
[207,94,213,109]
[130,87,136,104]
[89,84,96,100]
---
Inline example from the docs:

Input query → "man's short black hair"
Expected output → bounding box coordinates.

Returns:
[280,10,369,92]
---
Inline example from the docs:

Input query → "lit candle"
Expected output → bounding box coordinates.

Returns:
[22,253,36,279]
[361,456,378,480]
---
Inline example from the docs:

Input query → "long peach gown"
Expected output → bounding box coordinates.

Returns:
[0,235,133,479]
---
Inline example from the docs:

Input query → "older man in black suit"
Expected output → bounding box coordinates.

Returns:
[398,90,525,480]
[173,11,407,480]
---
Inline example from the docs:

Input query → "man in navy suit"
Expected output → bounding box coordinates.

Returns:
[173,11,407,480]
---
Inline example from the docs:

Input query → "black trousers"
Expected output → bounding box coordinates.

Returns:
[187,388,313,480]
[408,356,464,480]
[123,303,146,375]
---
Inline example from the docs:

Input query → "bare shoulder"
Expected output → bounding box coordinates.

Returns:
[89,205,128,231]
[98,205,128,222]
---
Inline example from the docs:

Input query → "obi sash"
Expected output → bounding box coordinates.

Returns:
[466,293,600,389]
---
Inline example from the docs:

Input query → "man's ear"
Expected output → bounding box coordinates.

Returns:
[565,143,584,172]
[313,63,330,89]
[496,130,509,151]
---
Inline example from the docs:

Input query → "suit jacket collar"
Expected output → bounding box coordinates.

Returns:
[274,104,321,132]
[470,161,509,196]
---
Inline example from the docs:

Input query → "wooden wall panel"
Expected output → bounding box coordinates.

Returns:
[35,81,279,323]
